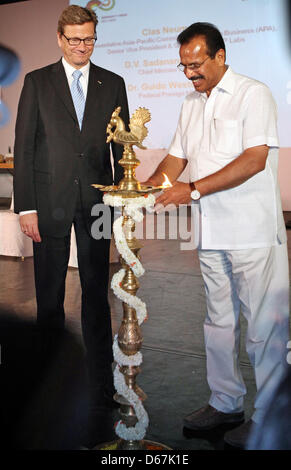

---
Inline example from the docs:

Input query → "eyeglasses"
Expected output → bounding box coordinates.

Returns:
[177,56,211,72]
[62,34,97,46]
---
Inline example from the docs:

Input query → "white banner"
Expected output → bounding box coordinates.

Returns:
[72,0,291,149]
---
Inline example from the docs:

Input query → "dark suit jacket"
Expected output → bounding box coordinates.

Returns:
[14,59,129,237]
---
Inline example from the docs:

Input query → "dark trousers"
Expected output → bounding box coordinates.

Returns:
[33,192,114,394]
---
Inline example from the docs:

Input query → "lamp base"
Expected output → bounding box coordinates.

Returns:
[94,439,172,451]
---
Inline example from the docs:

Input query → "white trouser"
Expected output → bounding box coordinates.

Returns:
[198,243,290,423]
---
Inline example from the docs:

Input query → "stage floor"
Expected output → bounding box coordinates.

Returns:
[0,209,290,450]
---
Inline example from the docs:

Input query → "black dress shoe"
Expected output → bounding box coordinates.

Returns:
[184,405,245,431]
[224,419,255,448]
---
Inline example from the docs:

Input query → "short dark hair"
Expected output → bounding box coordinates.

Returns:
[177,22,225,59]
[57,5,98,35]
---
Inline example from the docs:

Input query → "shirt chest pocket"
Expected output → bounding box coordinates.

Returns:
[212,118,242,156]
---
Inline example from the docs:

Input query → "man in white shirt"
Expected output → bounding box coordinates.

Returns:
[147,22,289,448]
[14,5,129,448]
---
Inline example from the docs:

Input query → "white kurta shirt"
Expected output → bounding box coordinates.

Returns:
[169,66,286,249]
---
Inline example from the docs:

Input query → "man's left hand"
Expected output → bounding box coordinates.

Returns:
[155,182,192,209]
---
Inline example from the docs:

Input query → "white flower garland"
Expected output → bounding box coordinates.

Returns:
[111,269,147,327]
[104,193,155,223]
[113,217,145,278]
[103,193,155,441]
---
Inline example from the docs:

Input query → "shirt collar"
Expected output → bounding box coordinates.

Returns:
[197,66,236,100]
[215,65,235,95]
[61,57,90,80]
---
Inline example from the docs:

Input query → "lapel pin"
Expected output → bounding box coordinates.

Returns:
[97,80,102,85]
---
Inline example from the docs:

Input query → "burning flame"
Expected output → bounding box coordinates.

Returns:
[161,172,172,188]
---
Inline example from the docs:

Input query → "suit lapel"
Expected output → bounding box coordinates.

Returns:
[50,60,78,125]
[50,61,104,132]
[81,63,104,132]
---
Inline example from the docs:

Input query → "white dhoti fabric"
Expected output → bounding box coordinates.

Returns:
[198,243,290,423]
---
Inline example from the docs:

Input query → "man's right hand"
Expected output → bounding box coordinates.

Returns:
[141,178,159,187]
[19,213,42,243]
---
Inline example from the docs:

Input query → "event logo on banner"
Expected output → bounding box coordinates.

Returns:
[86,0,115,11]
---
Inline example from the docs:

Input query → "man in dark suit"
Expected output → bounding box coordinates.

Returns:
[13,5,129,446]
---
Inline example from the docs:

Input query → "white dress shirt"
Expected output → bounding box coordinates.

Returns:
[20,57,90,216]
[169,66,286,249]
[61,56,90,100]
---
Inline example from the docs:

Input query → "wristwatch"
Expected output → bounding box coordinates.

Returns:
[190,182,201,201]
